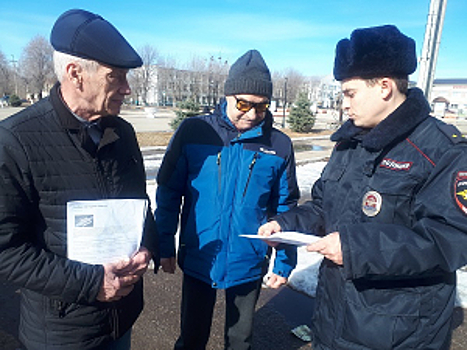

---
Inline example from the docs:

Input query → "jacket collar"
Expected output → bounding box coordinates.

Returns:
[331,88,431,151]
[50,82,82,131]
[49,82,121,152]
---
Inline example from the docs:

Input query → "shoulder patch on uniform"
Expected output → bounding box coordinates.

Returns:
[438,123,467,144]
[454,171,467,215]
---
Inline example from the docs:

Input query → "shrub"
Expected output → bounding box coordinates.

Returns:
[170,98,201,130]
[9,94,22,107]
[287,92,316,133]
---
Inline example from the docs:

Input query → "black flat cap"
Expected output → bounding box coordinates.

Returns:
[50,9,142,69]
[333,25,417,81]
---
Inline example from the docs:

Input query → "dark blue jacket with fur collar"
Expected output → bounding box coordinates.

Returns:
[276,88,467,349]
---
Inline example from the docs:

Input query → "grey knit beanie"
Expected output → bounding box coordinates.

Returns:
[224,50,272,99]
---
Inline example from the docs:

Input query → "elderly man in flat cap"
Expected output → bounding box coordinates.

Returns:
[259,25,467,349]
[155,49,299,350]
[0,9,159,350]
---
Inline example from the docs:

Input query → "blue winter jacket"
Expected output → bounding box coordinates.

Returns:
[155,101,299,289]
[275,88,467,350]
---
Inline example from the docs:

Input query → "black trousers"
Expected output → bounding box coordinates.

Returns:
[174,274,262,350]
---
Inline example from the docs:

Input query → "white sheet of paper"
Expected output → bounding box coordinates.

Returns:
[240,231,321,246]
[67,199,148,265]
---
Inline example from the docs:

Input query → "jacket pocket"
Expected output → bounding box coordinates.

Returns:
[338,283,421,349]
[48,299,80,319]
[364,171,420,225]
[242,152,258,197]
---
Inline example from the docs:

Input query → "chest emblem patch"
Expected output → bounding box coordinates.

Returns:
[362,191,382,217]
[454,171,467,215]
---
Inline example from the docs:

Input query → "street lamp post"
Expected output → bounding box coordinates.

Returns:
[417,0,447,101]
[282,77,288,128]
[10,55,18,96]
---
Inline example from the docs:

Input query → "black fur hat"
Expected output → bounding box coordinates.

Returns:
[333,25,417,81]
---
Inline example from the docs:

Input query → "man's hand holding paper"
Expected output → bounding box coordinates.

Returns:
[257,220,283,247]
[67,199,152,302]
[306,232,343,265]
[97,246,152,302]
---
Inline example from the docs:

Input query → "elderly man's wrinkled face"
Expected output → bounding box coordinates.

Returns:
[226,94,269,132]
[81,64,131,119]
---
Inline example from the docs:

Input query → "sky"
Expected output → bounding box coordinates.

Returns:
[1,0,466,81]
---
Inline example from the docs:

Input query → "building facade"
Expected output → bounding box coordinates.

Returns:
[430,78,467,118]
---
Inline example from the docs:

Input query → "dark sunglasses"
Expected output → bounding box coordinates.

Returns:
[234,96,270,113]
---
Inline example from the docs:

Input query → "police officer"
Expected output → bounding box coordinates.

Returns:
[259,25,467,350]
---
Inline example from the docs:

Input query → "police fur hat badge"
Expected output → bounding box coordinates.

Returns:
[333,25,417,81]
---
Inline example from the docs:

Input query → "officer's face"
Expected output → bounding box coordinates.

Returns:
[341,78,388,128]
[226,94,269,132]
[81,64,131,120]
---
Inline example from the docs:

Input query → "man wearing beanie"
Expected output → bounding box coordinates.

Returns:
[0,9,159,350]
[156,49,299,350]
[259,25,467,349]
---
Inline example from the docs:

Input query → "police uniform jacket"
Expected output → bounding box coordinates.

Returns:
[275,88,467,349]
[0,83,159,350]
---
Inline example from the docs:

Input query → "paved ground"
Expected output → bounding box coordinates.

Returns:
[1,272,466,350]
[1,105,467,349]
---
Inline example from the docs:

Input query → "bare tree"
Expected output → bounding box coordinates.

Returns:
[203,55,229,108]
[20,35,54,99]
[132,51,229,108]
[272,68,306,107]
[185,55,208,101]
[284,68,306,104]
[186,55,208,72]
[0,50,13,96]
[155,66,172,106]
[130,45,160,105]
[156,65,181,107]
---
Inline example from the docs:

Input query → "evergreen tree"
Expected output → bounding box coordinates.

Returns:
[9,94,22,107]
[287,92,315,132]
[170,98,201,130]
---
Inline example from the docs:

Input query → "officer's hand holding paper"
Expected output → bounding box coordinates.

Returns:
[67,199,148,265]
[242,231,320,246]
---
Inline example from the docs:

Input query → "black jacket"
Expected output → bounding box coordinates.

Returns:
[0,84,159,349]
[276,88,467,349]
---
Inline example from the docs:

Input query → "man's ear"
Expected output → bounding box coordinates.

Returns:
[65,62,83,88]
[379,77,393,100]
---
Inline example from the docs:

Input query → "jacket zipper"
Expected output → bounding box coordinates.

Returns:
[112,307,119,339]
[243,153,258,197]
[94,158,110,198]
[217,151,222,192]
[57,300,66,318]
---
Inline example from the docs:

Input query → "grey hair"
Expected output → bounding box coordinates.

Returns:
[53,51,100,82]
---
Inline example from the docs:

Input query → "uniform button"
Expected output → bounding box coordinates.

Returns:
[212,282,217,287]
